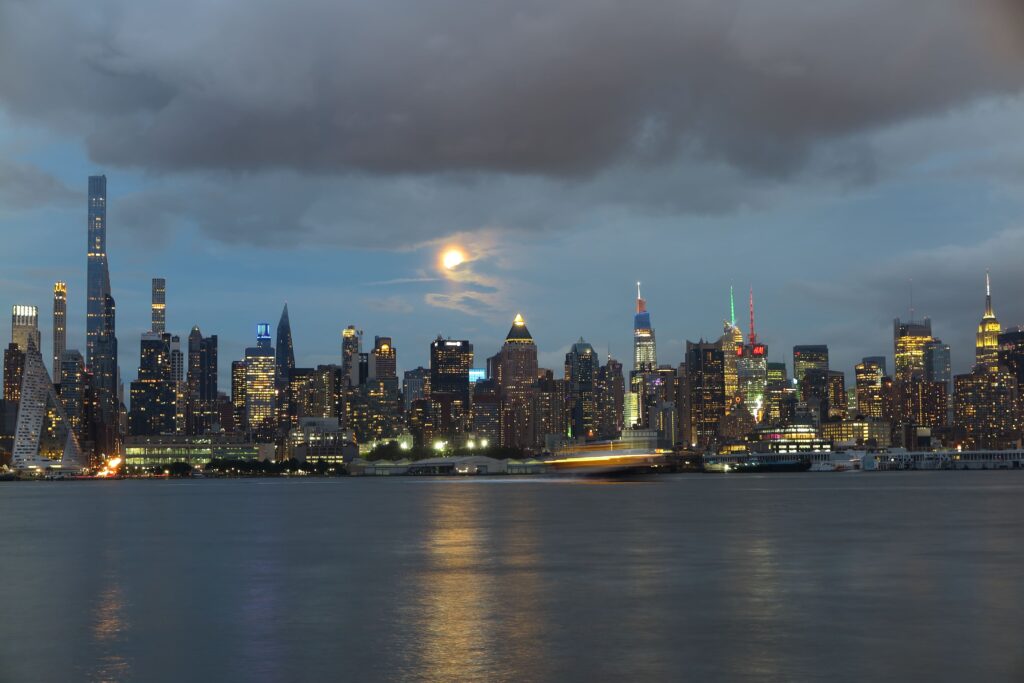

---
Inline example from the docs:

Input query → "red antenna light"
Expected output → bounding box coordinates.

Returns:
[748,286,757,345]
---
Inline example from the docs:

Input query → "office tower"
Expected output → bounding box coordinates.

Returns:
[11,341,85,469]
[244,324,276,434]
[91,293,119,457]
[827,371,847,420]
[4,343,25,403]
[893,318,934,382]
[470,379,502,443]
[598,356,625,439]
[954,369,1019,450]
[151,278,166,334]
[52,283,67,378]
[187,326,218,434]
[684,341,725,449]
[59,350,89,442]
[924,341,951,391]
[170,335,184,382]
[86,175,110,366]
[430,338,472,405]
[11,305,41,353]
[533,371,566,446]
[998,328,1024,391]
[863,356,887,376]
[733,289,767,420]
[341,326,361,385]
[129,332,176,436]
[975,273,1001,372]
[565,339,599,440]
[370,336,397,380]
[793,345,828,398]
[765,362,788,425]
[307,365,346,420]
[491,313,538,448]
[718,286,744,409]
[633,283,657,372]
[855,359,885,418]
[231,360,247,430]
[402,367,430,413]
[275,304,295,389]
[281,367,314,429]
[800,368,831,424]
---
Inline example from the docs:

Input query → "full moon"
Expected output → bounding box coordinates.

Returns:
[441,247,466,270]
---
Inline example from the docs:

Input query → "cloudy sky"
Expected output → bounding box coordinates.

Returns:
[2,0,1024,386]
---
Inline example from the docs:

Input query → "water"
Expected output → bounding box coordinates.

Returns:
[2,473,1023,682]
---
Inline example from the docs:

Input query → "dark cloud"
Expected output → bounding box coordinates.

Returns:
[1,0,1022,179]
[0,160,80,210]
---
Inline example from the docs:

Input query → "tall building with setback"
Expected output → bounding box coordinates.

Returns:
[894,318,934,382]
[12,305,41,354]
[129,332,176,436]
[52,283,67,379]
[491,314,538,449]
[684,341,725,450]
[975,273,1001,372]
[341,326,361,386]
[244,324,276,433]
[370,336,397,380]
[855,359,885,418]
[565,338,599,440]
[187,326,218,434]
[275,304,295,389]
[718,286,744,409]
[151,278,166,334]
[430,337,472,439]
[793,345,828,398]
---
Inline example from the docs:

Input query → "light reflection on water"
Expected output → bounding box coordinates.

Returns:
[1,473,1023,682]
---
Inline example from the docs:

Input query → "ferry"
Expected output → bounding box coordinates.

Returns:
[703,453,812,473]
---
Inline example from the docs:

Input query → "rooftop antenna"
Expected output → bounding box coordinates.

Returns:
[748,286,757,345]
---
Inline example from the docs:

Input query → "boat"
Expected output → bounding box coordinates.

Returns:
[703,453,812,473]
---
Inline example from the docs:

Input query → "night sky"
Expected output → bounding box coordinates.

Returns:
[2,0,1024,387]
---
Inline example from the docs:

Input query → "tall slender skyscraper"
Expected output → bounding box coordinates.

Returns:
[275,304,295,389]
[245,324,276,433]
[633,282,657,372]
[52,283,67,379]
[86,175,111,366]
[151,278,166,334]
[975,272,1000,372]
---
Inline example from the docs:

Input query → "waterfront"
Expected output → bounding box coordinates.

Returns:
[2,473,1023,682]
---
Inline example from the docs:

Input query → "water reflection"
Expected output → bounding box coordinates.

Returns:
[90,581,130,682]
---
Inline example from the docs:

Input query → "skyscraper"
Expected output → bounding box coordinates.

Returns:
[11,340,85,470]
[633,283,657,372]
[52,283,67,379]
[370,336,397,380]
[975,272,1001,372]
[565,338,599,440]
[684,341,725,449]
[151,278,166,334]
[231,360,247,430]
[855,359,884,419]
[793,345,829,397]
[893,318,934,382]
[276,304,295,389]
[430,337,472,406]
[718,286,744,409]
[91,293,119,457]
[11,305,41,353]
[59,350,88,443]
[244,324,276,434]
[491,314,538,448]
[129,332,176,436]
[341,326,361,386]
[187,326,218,434]
[86,175,110,367]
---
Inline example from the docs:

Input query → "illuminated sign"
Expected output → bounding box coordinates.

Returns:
[752,345,767,356]
[469,369,486,383]
[257,323,271,339]
[735,347,744,357]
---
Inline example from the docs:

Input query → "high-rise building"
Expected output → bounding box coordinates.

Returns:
[170,335,184,382]
[894,318,934,382]
[491,314,538,449]
[718,286,744,409]
[430,337,473,434]
[341,326,361,386]
[924,341,951,392]
[597,356,625,439]
[151,278,166,334]
[765,362,788,425]
[244,324,276,434]
[998,328,1024,392]
[276,304,295,389]
[91,292,119,457]
[129,332,176,436]
[11,341,85,470]
[863,356,887,376]
[827,370,847,420]
[52,283,67,379]
[855,359,885,419]
[370,336,397,380]
[565,338,599,440]
[11,305,41,354]
[59,350,88,443]
[793,345,828,398]
[684,341,725,449]
[4,343,25,404]
[954,369,1019,450]
[86,175,110,367]
[187,326,218,434]
[231,360,247,430]
[632,283,657,373]
[402,367,430,413]
[975,272,1001,372]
